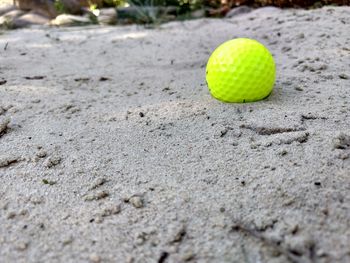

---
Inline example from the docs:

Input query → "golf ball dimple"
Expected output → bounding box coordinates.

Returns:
[206,38,276,103]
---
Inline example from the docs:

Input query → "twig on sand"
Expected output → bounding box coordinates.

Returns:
[231,221,315,263]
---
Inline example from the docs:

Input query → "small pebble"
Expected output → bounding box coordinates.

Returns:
[45,156,62,168]
[338,152,350,160]
[36,150,47,158]
[170,225,186,243]
[84,191,109,201]
[129,196,144,208]
[339,73,348,79]
[88,177,107,190]
[101,204,121,216]
[15,241,29,251]
[333,133,350,149]
[30,196,44,205]
[89,253,101,263]
[283,198,295,206]
[296,33,305,39]
[62,236,74,246]
[182,251,195,261]
[279,149,288,156]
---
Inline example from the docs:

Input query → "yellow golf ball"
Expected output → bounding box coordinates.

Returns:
[206,38,276,103]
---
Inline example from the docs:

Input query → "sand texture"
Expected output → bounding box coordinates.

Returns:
[0,5,350,263]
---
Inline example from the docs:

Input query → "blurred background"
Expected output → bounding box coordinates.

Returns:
[0,0,349,28]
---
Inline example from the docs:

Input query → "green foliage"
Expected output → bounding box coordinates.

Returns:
[124,2,160,23]
[0,19,13,30]
[89,2,98,10]
[54,0,66,14]
[178,0,203,10]
[104,0,127,6]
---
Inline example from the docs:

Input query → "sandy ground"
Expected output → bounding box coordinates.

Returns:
[0,5,350,263]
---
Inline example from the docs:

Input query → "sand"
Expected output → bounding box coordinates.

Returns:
[0,5,350,263]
